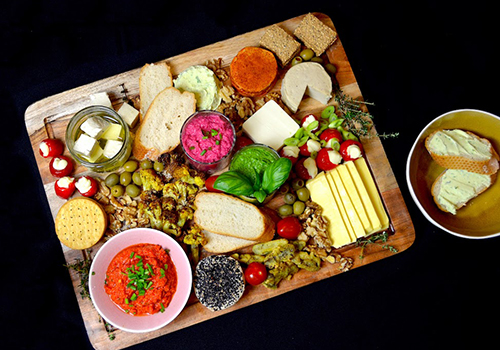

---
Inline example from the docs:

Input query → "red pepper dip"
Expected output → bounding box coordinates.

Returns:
[104,243,177,316]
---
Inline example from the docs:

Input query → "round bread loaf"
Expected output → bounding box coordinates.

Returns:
[194,255,245,311]
[55,197,107,249]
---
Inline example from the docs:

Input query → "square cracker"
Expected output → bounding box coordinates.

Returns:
[259,25,301,66]
[294,13,337,56]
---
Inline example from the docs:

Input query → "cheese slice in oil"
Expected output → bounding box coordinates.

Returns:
[345,161,382,233]
[353,158,390,231]
[337,163,373,234]
[327,169,366,239]
[306,172,352,248]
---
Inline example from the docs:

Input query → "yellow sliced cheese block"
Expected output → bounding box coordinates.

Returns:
[353,158,390,231]
[337,164,373,233]
[328,169,366,239]
[345,161,382,233]
[306,172,352,248]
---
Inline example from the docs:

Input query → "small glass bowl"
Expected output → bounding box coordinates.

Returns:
[229,143,280,204]
[66,105,131,172]
[180,110,236,174]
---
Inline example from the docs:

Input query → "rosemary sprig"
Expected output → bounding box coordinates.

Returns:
[64,253,93,300]
[356,231,398,260]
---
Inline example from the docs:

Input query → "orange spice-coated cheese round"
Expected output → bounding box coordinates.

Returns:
[230,47,278,97]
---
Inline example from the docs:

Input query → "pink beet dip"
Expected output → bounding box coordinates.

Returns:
[180,111,235,173]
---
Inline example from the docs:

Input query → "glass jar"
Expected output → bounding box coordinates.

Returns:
[66,105,131,172]
[180,110,236,174]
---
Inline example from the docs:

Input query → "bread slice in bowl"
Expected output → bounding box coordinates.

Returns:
[431,169,496,214]
[425,129,499,175]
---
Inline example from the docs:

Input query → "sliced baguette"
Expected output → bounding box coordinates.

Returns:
[431,169,495,214]
[425,129,499,175]
[132,87,196,160]
[202,230,257,253]
[194,192,275,242]
[139,62,173,118]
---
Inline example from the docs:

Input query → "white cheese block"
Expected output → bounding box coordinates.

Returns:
[89,92,113,109]
[281,62,332,113]
[242,100,299,151]
[117,102,139,127]
[80,116,110,138]
[103,139,123,159]
[100,123,123,141]
[73,133,99,158]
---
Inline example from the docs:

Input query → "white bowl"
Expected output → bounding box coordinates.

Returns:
[406,109,500,239]
[89,228,192,333]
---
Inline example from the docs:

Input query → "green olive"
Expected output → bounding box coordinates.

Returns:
[310,56,324,64]
[291,178,305,191]
[123,160,138,172]
[132,171,142,186]
[140,159,153,169]
[291,56,303,66]
[111,184,124,197]
[284,192,297,205]
[325,63,337,75]
[153,161,164,172]
[125,184,141,197]
[120,172,132,186]
[293,201,306,216]
[299,48,315,61]
[296,187,310,202]
[278,204,293,217]
[104,173,119,187]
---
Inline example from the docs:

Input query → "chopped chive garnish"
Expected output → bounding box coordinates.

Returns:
[200,149,207,156]
[216,140,220,145]
[130,293,137,301]
[211,129,218,136]
[129,252,135,259]
[160,303,165,313]
[189,146,195,150]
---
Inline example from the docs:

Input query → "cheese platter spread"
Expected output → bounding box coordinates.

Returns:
[25,13,415,350]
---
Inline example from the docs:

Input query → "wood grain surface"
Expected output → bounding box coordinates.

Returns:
[24,13,415,350]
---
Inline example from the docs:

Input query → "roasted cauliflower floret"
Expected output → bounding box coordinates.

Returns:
[140,168,165,192]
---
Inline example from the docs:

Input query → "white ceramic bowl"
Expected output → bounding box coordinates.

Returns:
[89,228,192,333]
[406,109,500,239]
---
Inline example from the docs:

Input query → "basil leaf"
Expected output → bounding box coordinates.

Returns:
[213,171,254,196]
[253,189,267,203]
[261,158,292,194]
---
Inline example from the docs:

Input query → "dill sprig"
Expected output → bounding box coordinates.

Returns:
[64,253,93,300]
[333,78,399,139]
[356,231,398,260]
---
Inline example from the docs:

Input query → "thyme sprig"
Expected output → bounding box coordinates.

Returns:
[356,231,398,260]
[333,78,399,139]
[64,252,93,300]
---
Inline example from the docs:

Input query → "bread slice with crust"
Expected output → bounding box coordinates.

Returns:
[202,230,258,254]
[425,129,499,175]
[139,62,173,118]
[194,192,275,242]
[132,87,196,160]
[431,169,495,214]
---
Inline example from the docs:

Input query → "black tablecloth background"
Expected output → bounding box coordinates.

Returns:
[3,1,500,349]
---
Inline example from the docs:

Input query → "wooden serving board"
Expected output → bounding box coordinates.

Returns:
[25,13,415,350]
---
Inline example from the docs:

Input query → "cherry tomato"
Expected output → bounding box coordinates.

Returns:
[39,138,64,158]
[54,176,76,199]
[301,114,320,132]
[294,157,317,180]
[75,176,98,197]
[299,139,321,157]
[279,146,299,165]
[320,129,343,149]
[234,136,254,152]
[205,175,223,193]
[277,216,302,240]
[316,147,342,171]
[244,262,268,286]
[49,155,74,177]
[339,139,364,161]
